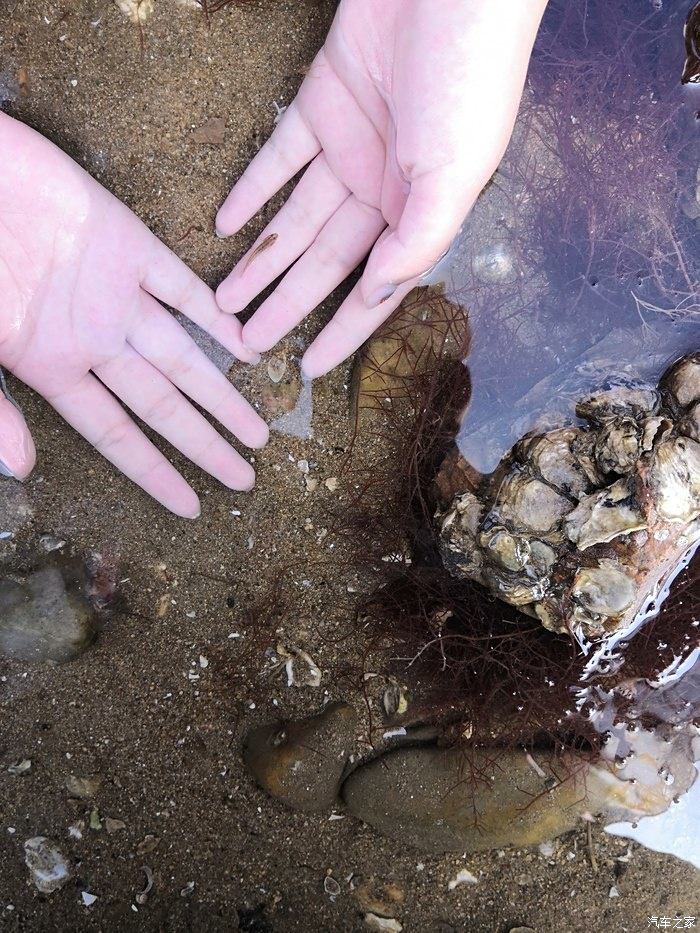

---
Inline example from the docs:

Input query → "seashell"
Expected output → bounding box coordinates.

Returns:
[486,569,547,607]
[594,417,641,475]
[490,471,572,534]
[571,560,636,623]
[564,478,646,550]
[649,436,700,523]
[659,351,700,412]
[515,427,593,498]
[576,377,659,425]
[679,401,700,442]
[479,526,531,572]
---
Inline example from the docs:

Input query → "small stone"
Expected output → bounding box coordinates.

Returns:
[324,477,339,492]
[104,817,126,834]
[7,759,31,776]
[447,869,478,890]
[305,476,319,492]
[192,116,225,146]
[364,915,403,932]
[0,559,97,663]
[136,834,159,855]
[243,702,357,813]
[89,808,102,831]
[65,775,102,799]
[81,892,98,907]
[24,837,71,894]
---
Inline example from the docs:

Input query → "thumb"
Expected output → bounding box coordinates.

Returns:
[360,165,486,308]
[0,392,36,481]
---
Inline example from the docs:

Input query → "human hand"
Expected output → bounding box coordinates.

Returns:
[215,0,548,377]
[0,114,268,518]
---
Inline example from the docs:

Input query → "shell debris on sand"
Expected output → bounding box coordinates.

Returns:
[24,837,71,894]
[437,352,700,641]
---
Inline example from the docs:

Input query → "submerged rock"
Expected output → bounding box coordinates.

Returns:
[243,702,357,812]
[24,837,71,894]
[437,353,700,640]
[342,731,697,854]
[0,558,97,662]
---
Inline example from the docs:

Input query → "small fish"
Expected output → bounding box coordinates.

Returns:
[243,233,278,271]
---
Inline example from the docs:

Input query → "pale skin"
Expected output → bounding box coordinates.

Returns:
[0,0,548,516]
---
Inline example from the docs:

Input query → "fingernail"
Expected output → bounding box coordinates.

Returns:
[366,284,397,309]
[215,226,227,240]
[0,458,15,479]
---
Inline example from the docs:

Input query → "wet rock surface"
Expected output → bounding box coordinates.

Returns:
[243,702,357,812]
[342,730,698,855]
[343,747,593,854]
[0,558,97,662]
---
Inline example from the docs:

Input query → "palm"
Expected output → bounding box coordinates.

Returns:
[0,115,267,516]
[216,0,547,376]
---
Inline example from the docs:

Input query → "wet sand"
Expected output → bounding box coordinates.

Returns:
[1,1,698,929]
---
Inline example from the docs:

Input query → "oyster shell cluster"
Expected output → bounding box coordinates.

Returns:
[438,352,700,640]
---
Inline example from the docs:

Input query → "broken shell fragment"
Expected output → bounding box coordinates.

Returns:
[24,837,71,894]
[437,352,700,639]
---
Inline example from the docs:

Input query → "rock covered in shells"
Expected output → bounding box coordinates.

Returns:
[243,702,357,812]
[437,354,700,639]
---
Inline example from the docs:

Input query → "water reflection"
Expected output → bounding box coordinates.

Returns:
[438,0,699,474]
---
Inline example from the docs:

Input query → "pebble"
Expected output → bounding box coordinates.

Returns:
[243,702,357,812]
[65,775,101,799]
[364,915,403,932]
[0,559,97,663]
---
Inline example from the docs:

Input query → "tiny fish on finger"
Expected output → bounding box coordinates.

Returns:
[243,233,278,271]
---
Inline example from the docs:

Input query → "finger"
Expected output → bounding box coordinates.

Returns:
[94,346,256,492]
[301,278,416,379]
[216,100,320,237]
[216,154,349,314]
[0,393,36,481]
[140,239,260,364]
[241,195,386,354]
[360,166,485,308]
[47,374,201,518]
[129,293,269,449]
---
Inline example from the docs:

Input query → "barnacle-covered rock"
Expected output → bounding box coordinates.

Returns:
[437,352,700,640]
